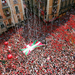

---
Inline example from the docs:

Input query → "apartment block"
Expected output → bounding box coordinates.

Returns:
[24,0,75,22]
[0,0,24,34]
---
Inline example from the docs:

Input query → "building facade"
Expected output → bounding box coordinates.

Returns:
[24,0,75,22]
[59,0,75,17]
[0,0,24,34]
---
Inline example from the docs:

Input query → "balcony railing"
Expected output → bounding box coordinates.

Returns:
[2,2,8,6]
[0,16,11,22]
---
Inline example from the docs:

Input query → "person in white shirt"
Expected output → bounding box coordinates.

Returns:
[2,0,5,4]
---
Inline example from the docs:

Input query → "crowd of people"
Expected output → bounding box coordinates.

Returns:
[0,8,75,75]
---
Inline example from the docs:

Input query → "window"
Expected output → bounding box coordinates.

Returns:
[1,24,4,29]
[13,0,18,4]
[52,0,58,15]
[18,18,21,22]
[52,6,57,14]
[68,0,71,5]
[17,15,21,22]
[27,1,30,9]
[65,0,67,7]
[15,6,19,14]
[60,1,63,9]
[0,22,4,29]
[0,15,3,19]
[53,0,58,5]
[72,0,74,4]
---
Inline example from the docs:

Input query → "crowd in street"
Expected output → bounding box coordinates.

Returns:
[0,8,75,75]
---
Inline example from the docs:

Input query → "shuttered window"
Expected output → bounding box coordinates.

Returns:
[15,6,19,14]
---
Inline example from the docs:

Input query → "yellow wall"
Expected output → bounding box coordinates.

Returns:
[0,0,9,25]
[48,0,60,20]
[10,0,24,23]
[0,0,24,25]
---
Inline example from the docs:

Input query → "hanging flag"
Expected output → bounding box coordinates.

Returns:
[21,40,44,55]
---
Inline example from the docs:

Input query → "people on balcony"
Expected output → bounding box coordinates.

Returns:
[2,0,7,6]
[5,10,10,16]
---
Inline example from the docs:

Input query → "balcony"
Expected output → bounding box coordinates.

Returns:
[13,0,18,4]
[3,9,11,17]
[7,23,14,29]
[2,0,9,9]
[2,1,11,17]
[0,16,11,22]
